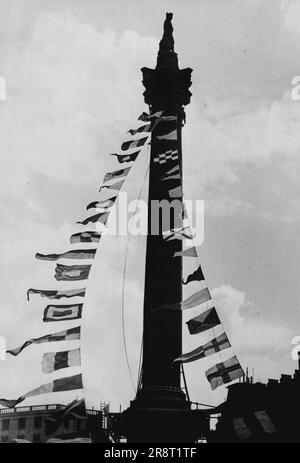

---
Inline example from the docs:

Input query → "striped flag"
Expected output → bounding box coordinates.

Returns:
[186,307,220,334]
[206,356,244,390]
[183,265,205,285]
[121,136,148,151]
[55,264,91,281]
[42,348,81,373]
[77,211,109,226]
[44,304,82,322]
[128,124,151,135]
[110,151,140,164]
[0,375,83,408]
[174,333,231,364]
[86,196,117,211]
[138,110,163,121]
[70,231,101,244]
[27,288,85,301]
[7,327,80,357]
[103,167,131,183]
[99,180,124,192]
[156,129,177,141]
[173,247,197,258]
[36,249,96,261]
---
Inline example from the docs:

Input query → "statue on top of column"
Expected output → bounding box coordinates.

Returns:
[159,12,174,52]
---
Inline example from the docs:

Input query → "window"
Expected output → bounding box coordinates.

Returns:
[18,418,26,430]
[33,434,40,443]
[34,416,42,428]
[75,419,81,432]
[1,436,8,443]
[63,418,69,429]
[2,419,9,431]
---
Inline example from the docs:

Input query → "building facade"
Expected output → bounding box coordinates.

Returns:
[0,404,103,443]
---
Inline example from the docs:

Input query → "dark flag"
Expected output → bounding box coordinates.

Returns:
[128,124,151,135]
[42,348,81,373]
[55,264,91,281]
[99,180,124,192]
[0,397,25,408]
[186,307,220,334]
[27,288,86,301]
[45,399,87,436]
[110,151,140,164]
[138,110,163,121]
[206,356,244,390]
[121,136,148,151]
[103,167,131,183]
[86,196,117,211]
[77,212,109,226]
[44,304,83,322]
[70,232,101,244]
[7,327,80,357]
[36,249,96,261]
[173,333,231,364]
[183,265,205,285]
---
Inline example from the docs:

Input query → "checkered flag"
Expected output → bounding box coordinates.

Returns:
[153,149,178,164]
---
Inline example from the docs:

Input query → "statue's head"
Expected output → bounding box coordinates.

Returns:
[166,12,173,22]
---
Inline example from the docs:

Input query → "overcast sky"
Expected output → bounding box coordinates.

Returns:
[0,0,300,412]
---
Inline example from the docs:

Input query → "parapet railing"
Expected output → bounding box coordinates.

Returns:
[0,404,101,415]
